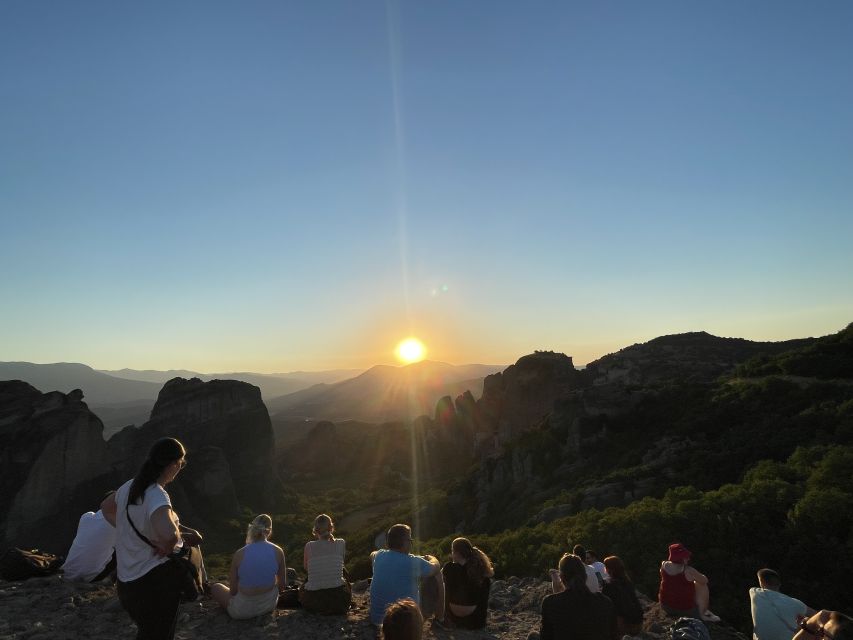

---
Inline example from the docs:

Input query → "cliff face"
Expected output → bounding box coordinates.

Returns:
[107,377,278,529]
[0,377,279,551]
[448,332,816,531]
[0,381,111,550]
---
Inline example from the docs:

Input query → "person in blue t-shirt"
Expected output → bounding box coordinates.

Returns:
[369,523,443,626]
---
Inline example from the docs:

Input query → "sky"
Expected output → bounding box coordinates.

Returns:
[1,1,851,372]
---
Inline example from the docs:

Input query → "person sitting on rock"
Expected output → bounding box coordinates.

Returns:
[658,543,720,623]
[369,523,443,626]
[541,553,617,640]
[210,514,287,620]
[750,568,813,640]
[299,513,351,615]
[550,544,601,594]
[441,537,494,629]
[585,550,610,585]
[62,491,117,583]
[793,610,853,640]
[602,555,643,636]
[382,598,424,640]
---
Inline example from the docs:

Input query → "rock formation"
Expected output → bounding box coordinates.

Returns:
[0,377,279,552]
[0,381,111,551]
[107,377,278,530]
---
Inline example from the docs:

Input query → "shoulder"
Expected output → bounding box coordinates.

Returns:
[233,546,246,562]
[145,483,171,506]
[270,542,285,555]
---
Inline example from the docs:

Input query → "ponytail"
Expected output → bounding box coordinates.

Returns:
[128,438,185,505]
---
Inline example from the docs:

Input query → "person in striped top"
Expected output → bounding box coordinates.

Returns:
[299,514,351,615]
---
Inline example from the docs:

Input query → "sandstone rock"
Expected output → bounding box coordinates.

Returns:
[0,382,110,550]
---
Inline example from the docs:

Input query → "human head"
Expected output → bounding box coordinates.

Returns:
[387,524,412,552]
[572,544,586,557]
[382,598,423,640]
[128,437,186,504]
[585,550,599,565]
[246,514,273,544]
[558,554,589,592]
[667,543,691,564]
[604,555,628,581]
[451,537,474,561]
[451,537,494,584]
[313,514,334,540]
[757,568,782,591]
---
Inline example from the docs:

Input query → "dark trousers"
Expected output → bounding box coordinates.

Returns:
[117,562,181,640]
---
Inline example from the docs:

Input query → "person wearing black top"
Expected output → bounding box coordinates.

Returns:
[541,554,617,640]
[441,537,494,629]
[602,555,644,636]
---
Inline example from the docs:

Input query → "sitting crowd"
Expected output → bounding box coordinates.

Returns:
[60,437,851,640]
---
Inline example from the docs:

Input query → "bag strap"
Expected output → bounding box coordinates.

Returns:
[126,496,156,550]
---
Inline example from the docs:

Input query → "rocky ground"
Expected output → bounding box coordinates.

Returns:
[0,575,749,640]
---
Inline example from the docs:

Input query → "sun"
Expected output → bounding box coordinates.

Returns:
[395,337,426,364]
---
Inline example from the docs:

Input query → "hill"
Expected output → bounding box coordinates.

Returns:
[266,360,505,423]
[0,362,161,404]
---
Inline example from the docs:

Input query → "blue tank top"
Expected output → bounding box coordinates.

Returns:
[238,541,278,588]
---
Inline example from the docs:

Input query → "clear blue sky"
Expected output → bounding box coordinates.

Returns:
[2,1,851,371]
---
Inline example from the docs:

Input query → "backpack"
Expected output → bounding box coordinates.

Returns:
[672,617,711,640]
[0,547,63,581]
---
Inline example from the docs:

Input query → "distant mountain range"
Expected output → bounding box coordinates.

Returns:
[266,360,505,423]
[0,360,504,436]
[0,362,362,436]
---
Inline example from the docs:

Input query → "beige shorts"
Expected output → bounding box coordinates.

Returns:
[227,587,279,619]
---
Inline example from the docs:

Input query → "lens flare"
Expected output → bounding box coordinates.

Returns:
[395,338,426,363]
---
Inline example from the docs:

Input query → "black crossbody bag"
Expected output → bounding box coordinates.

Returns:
[125,498,204,602]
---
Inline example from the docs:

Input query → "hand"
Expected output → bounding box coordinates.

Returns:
[549,569,559,578]
[180,526,203,547]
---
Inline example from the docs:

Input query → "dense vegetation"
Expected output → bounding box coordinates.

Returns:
[206,325,853,633]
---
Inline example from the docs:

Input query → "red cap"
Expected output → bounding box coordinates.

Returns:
[668,543,691,563]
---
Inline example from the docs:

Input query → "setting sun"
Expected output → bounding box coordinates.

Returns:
[395,337,426,364]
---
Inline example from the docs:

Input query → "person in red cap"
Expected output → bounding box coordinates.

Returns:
[658,543,720,623]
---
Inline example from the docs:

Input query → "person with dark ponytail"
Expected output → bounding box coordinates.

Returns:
[540,554,617,640]
[441,537,495,629]
[101,437,190,640]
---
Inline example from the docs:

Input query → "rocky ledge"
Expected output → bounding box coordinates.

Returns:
[0,575,749,640]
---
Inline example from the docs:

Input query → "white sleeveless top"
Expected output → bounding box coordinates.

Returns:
[304,538,346,590]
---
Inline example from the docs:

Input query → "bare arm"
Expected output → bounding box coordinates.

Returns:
[229,551,240,596]
[684,565,708,585]
[424,554,441,577]
[303,543,309,572]
[793,610,832,640]
[549,569,565,594]
[276,547,288,588]
[100,493,117,527]
[149,505,180,557]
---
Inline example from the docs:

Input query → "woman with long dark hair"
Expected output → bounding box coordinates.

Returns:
[602,555,644,636]
[101,437,189,640]
[540,554,617,640]
[441,537,494,629]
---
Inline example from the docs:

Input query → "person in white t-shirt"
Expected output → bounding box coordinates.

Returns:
[584,550,610,586]
[550,544,602,594]
[751,568,813,640]
[61,496,117,583]
[101,437,188,640]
